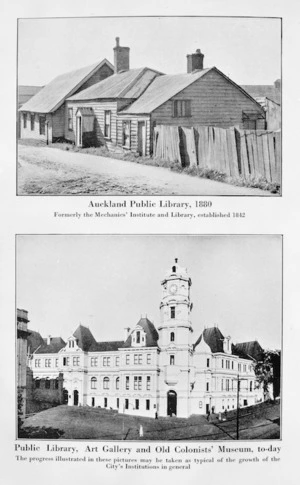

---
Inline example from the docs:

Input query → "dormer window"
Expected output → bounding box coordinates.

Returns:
[136,331,140,344]
[172,266,176,273]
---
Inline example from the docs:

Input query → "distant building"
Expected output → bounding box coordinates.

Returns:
[23,259,269,419]
[241,80,281,130]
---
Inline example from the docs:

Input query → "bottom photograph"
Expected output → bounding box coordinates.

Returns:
[16,235,282,441]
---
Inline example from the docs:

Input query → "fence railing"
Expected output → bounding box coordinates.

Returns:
[153,125,281,184]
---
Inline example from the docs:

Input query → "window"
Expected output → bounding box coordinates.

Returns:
[55,358,58,367]
[222,359,224,368]
[68,108,73,131]
[250,381,253,392]
[35,359,41,368]
[103,357,110,367]
[116,377,120,390]
[91,377,97,389]
[63,357,69,366]
[170,306,175,319]
[91,357,98,367]
[39,116,46,135]
[125,376,130,390]
[147,354,151,365]
[117,398,119,408]
[226,360,230,369]
[172,266,176,272]
[146,399,150,410]
[134,376,142,390]
[232,361,234,370]
[45,359,51,368]
[122,121,131,148]
[45,379,50,389]
[243,364,246,372]
[170,332,175,342]
[221,379,223,391]
[30,114,35,131]
[103,377,110,390]
[69,340,74,348]
[134,354,142,365]
[104,110,111,138]
[238,363,241,372]
[126,354,130,365]
[206,382,209,392]
[146,376,151,391]
[173,100,191,118]
[104,397,108,408]
[125,399,129,410]
[35,379,40,389]
[23,113,27,128]
[136,331,140,344]
[170,355,175,365]
[226,379,229,391]
[135,399,139,410]
[73,357,80,366]
[207,358,210,368]
[55,378,59,389]
[115,356,120,366]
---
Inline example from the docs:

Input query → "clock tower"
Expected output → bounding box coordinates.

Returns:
[157,259,195,418]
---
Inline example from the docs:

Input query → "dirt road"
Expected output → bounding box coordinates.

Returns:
[18,145,272,196]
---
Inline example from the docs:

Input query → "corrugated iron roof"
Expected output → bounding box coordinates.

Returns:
[19,59,113,114]
[68,67,162,101]
[120,68,212,114]
[18,85,43,108]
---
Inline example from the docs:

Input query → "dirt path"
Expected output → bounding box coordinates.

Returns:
[18,145,272,196]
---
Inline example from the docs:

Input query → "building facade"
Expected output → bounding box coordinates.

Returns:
[26,260,265,418]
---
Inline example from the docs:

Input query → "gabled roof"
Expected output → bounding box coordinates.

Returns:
[193,326,225,353]
[35,337,66,354]
[19,59,114,114]
[124,317,159,348]
[27,329,45,353]
[234,341,264,361]
[121,67,265,115]
[73,324,97,352]
[241,85,281,105]
[89,340,125,352]
[68,67,162,101]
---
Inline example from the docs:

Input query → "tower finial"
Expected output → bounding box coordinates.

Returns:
[175,258,178,263]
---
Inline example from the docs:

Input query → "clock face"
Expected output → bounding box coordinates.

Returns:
[169,284,178,295]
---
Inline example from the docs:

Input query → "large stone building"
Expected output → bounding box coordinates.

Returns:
[25,259,265,418]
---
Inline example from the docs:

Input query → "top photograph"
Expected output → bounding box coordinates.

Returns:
[17,16,281,196]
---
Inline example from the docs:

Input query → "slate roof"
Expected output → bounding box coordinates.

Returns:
[234,341,264,361]
[73,324,97,352]
[68,67,162,101]
[19,59,113,114]
[27,329,45,353]
[18,85,43,108]
[34,337,66,354]
[89,340,124,352]
[124,317,159,348]
[241,85,281,105]
[193,326,225,353]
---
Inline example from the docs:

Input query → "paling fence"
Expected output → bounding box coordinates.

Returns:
[153,125,281,184]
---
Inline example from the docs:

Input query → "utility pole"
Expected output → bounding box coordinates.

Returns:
[236,374,240,440]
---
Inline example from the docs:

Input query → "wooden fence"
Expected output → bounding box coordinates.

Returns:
[153,125,281,184]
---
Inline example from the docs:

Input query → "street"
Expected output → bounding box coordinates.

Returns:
[18,144,272,196]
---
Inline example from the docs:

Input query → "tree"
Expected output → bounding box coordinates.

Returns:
[254,350,280,401]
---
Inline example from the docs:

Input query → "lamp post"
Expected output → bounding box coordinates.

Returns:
[234,373,247,440]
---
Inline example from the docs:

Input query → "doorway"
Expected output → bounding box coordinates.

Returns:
[167,390,177,416]
[73,390,79,406]
[63,389,68,405]
[76,116,82,147]
[137,121,146,156]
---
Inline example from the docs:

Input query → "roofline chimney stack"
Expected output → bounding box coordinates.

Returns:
[113,37,130,73]
[187,49,204,73]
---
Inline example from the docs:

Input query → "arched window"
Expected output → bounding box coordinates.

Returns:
[170,332,175,342]
[136,331,140,343]
[116,377,120,390]
[103,377,110,390]
[172,266,176,273]
[91,377,97,389]
[170,355,175,365]
[250,381,253,392]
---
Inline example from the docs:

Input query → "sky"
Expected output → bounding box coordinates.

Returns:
[18,17,281,86]
[16,235,282,350]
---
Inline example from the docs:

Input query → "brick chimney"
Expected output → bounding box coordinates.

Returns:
[113,37,130,73]
[187,49,204,73]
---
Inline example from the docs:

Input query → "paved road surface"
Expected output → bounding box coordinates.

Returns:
[18,145,272,196]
